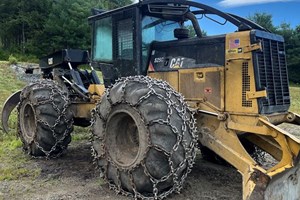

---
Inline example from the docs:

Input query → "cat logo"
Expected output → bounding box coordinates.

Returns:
[170,57,184,69]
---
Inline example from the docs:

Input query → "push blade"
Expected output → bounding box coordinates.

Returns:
[265,159,300,200]
[1,90,21,133]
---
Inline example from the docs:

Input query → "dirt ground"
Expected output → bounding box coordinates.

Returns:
[2,63,299,200]
[0,139,242,200]
[1,124,299,200]
[1,62,299,200]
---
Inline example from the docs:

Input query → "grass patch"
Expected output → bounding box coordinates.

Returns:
[72,126,90,141]
[0,62,91,180]
[0,62,25,110]
[0,132,41,181]
[0,62,39,181]
[290,86,300,113]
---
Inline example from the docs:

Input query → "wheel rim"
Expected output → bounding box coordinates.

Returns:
[106,108,142,168]
[20,102,36,141]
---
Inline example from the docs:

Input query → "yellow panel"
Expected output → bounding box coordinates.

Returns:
[71,103,96,119]
[225,31,259,114]
[88,84,105,96]
[148,71,179,91]
[179,67,225,111]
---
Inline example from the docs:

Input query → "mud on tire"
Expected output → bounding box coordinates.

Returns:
[91,76,197,199]
[18,79,73,157]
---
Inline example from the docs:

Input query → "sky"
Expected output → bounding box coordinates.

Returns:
[196,0,300,34]
[133,0,300,35]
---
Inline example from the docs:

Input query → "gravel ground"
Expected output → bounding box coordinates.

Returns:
[10,63,41,83]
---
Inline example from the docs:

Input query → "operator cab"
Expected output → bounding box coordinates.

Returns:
[88,0,267,87]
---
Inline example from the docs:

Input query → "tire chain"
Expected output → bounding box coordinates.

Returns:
[90,76,198,199]
[18,79,73,159]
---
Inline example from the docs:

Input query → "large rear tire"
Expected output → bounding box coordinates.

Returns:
[91,76,197,199]
[18,79,73,157]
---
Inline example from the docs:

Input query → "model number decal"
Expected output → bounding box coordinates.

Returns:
[170,58,184,69]
[154,57,165,63]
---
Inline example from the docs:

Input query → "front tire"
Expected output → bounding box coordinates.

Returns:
[91,76,197,199]
[18,79,73,157]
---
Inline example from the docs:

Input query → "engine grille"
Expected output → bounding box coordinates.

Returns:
[254,33,290,114]
[242,62,252,107]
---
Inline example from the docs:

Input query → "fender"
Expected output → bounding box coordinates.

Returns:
[1,90,21,133]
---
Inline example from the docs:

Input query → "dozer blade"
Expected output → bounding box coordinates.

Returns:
[1,90,21,133]
[265,157,300,200]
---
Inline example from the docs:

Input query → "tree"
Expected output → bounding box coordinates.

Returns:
[248,12,276,32]
[277,22,293,44]
[185,25,207,37]
[0,0,51,55]
[0,0,132,58]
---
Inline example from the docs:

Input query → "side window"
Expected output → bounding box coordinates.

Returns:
[93,17,112,62]
[117,18,133,61]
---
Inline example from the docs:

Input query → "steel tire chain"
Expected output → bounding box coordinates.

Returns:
[90,75,198,200]
[18,79,73,159]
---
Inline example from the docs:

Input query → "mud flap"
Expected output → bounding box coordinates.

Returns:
[1,90,21,133]
[265,157,300,200]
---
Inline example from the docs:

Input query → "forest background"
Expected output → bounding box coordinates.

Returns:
[0,0,299,83]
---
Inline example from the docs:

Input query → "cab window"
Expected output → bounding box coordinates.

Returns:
[93,17,112,62]
[142,16,180,67]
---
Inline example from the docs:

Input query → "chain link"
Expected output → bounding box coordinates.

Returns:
[91,76,198,199]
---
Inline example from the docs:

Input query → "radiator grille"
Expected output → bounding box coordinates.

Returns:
[255,36,290,113]
[242,62,252,107]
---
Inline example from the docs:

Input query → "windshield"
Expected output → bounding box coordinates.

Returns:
[142,16,180,68]
[142,16,180,43]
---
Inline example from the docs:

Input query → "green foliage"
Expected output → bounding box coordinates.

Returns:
[15,54,38,63]
[8,55,18,65]
[0,0,131,58]
[0,0,52,55]
[248,12,276,32]
[185,25,207,37]
[0,50,9,60]
[277,22,293,42]
[288,63,300,84]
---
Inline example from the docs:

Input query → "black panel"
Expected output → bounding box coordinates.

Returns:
[251,30,290,114]
[96,62,118,87]
[149,35,226,71]
[39,49,89,69]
